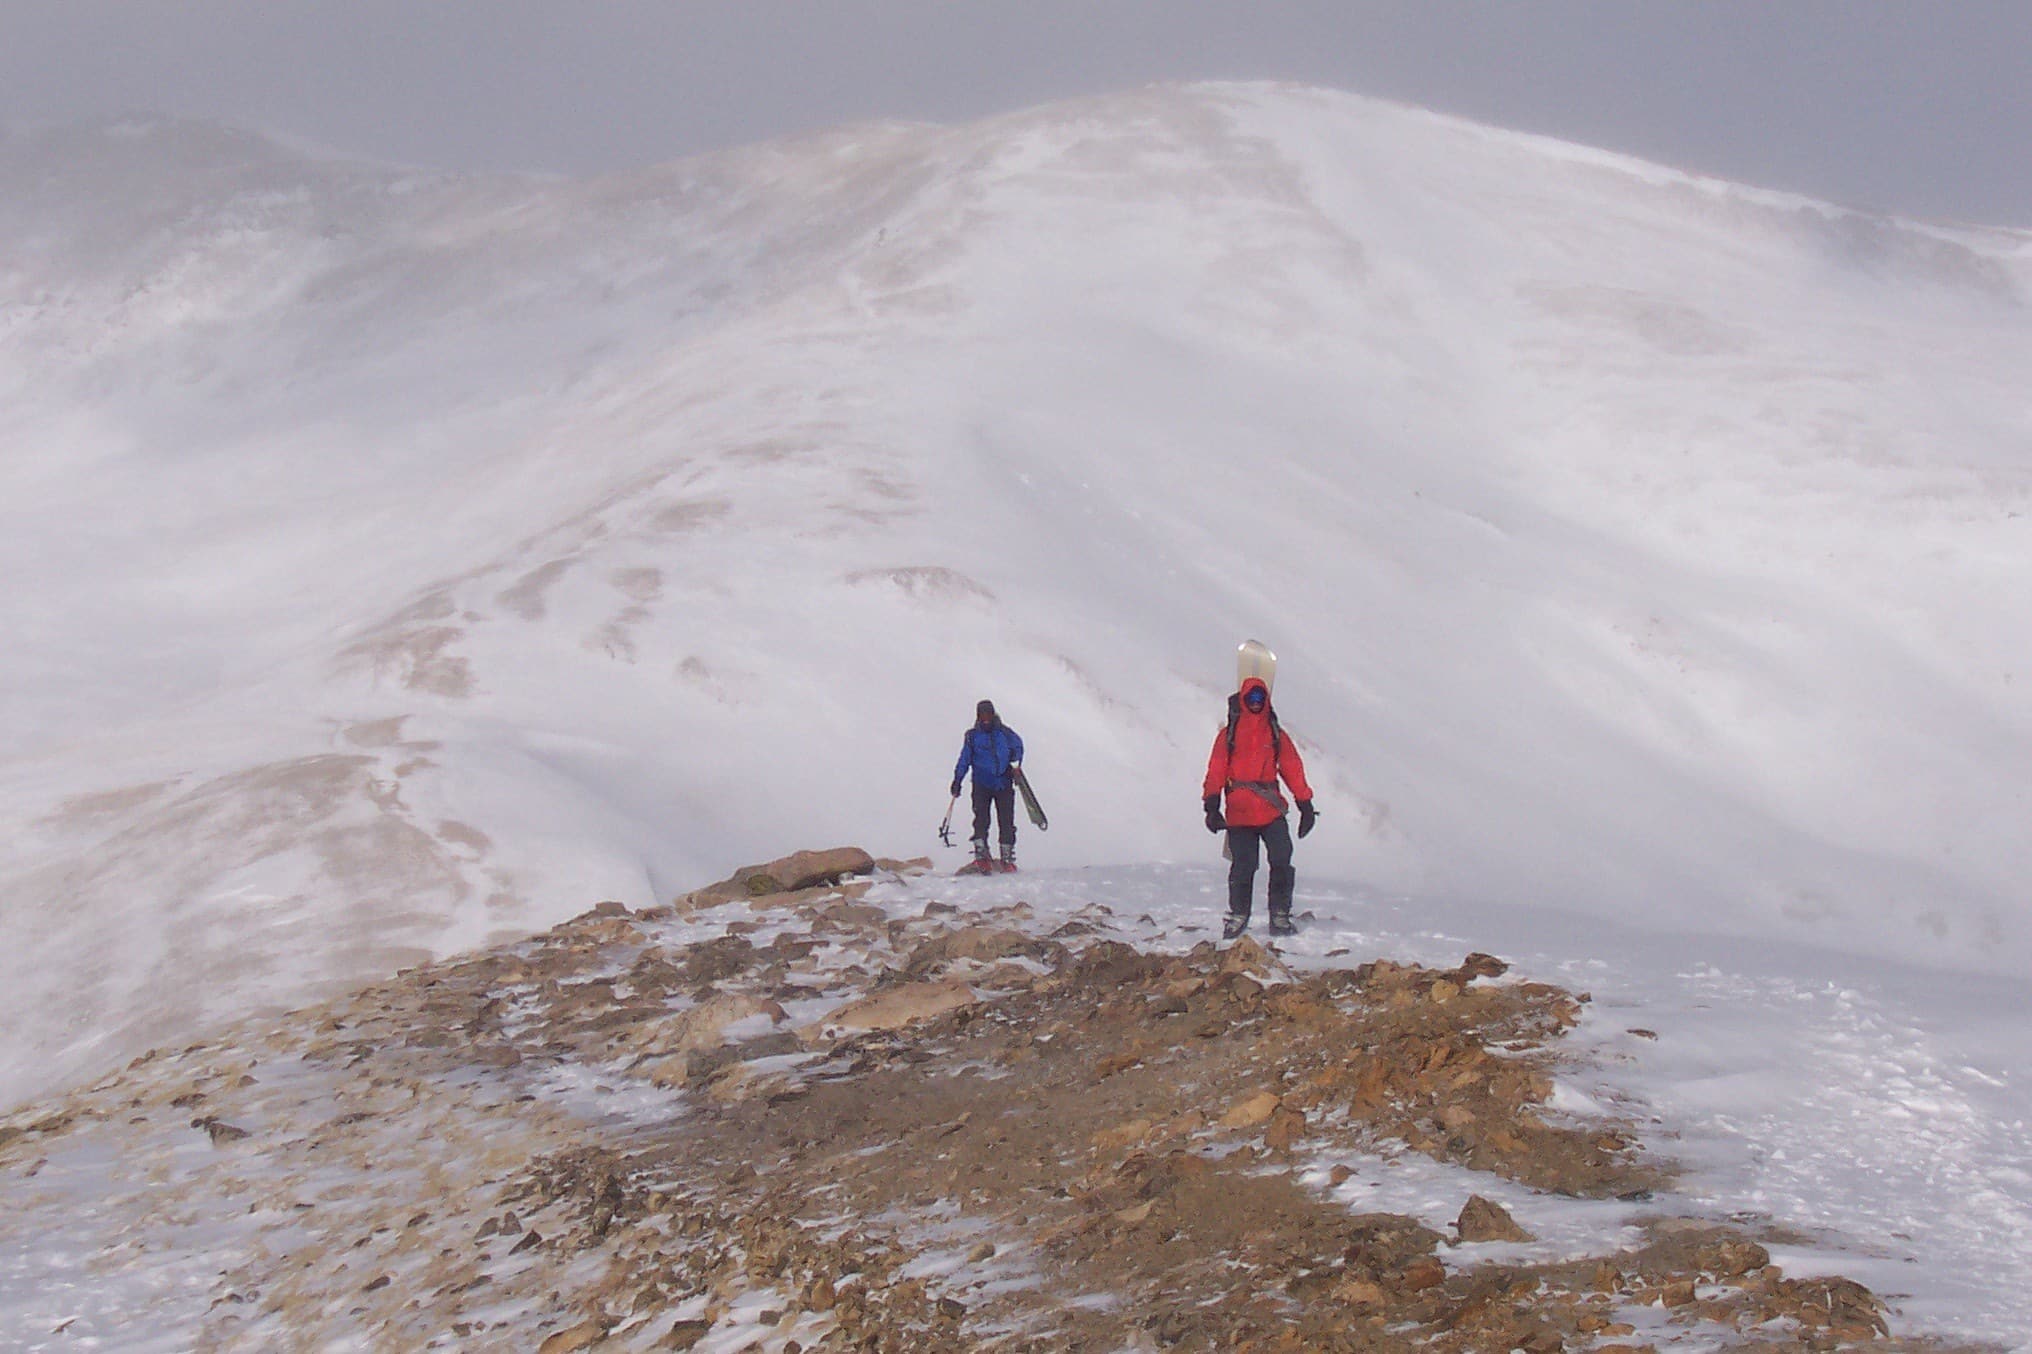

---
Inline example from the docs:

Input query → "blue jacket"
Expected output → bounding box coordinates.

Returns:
[954,722,1024,793]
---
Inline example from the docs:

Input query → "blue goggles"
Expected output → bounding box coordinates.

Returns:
[1244,688,1267,711]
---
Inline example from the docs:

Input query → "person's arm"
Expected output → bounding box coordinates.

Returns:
[1204,726,1232,800]
[952,736,972,796]
[1280,737,1317,836]
[1204,728,1232,822]
[1277,735,1312,803]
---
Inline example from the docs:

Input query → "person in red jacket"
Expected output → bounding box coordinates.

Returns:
[1202,676,1316,939]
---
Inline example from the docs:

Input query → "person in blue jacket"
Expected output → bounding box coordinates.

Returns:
[951,699,1025,868]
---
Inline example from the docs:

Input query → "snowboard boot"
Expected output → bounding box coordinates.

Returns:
[997,840,1017,873]
[971,837,990,864]
[1267,866,1296,937]
[1221,911,1250,941]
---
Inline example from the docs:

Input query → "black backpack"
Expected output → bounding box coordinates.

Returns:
[1225,692,1283,763]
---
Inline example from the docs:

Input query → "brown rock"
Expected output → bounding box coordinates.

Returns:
[641,1051,696,1089]
[1455,1195,1535,1244]
[822,978,977,1034]
[1698,1237,1770,1277]
[537,1321,606,1353]
[666,1319,712,1350]
[1456,952,1510,982]
[1264,1106,1306,1154]
[1220,1091,1282,1130]
[703,1061,803,1105]
[1092,1119,1154,1151]
[192,1117,249,1145]
[735,847,876,896]
[1397,1257,1445,1292]
[905,927,1045,972]
[1332,1278,1388,1309]
[1220,936,1273,971]
[1660,1278,1697,1307]
[1094,1050,1144,1079]
[640,993,788,1057]
[1218,939,1295,989]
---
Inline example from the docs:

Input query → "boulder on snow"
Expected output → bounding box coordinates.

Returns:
[672,847,878,912]
[1456,1194,1535,1243]
[735,847,876,895]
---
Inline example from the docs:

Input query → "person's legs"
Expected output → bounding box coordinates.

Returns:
[994,786,1017,863]
[969,785,993,860]
[1264,816,1296,925]
[1226,825,1264,918]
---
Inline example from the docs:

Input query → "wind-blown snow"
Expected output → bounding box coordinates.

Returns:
[2,82,2028,1133]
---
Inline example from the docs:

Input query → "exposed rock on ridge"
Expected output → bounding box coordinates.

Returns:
[0,849,1972,1350]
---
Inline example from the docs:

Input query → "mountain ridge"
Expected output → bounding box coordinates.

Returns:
[3,82,2029,1113]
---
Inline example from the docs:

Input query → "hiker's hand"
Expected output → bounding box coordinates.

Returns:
[1297,800,1317,838]
[950,781,962,798]
[1204,795,1225,833]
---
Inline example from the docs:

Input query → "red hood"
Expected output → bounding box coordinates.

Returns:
[1238,676,1272,712]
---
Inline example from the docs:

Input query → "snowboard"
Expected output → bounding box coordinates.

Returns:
[1237,638,1277,693]
[1222,640,1279,863]
[1013,767,1049,830]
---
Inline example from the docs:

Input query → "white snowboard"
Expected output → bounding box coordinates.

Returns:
[1222,639,1279,865]
[1236,638,1277,693]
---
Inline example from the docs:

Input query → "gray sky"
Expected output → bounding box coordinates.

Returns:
[3,1,2029,226]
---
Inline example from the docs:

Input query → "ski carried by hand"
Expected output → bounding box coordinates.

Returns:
[1013,767,1048,830]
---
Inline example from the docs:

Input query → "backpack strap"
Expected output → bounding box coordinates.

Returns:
[1224,696,1283,765]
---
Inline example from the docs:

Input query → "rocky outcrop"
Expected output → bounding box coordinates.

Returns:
[0,849,1968,1352]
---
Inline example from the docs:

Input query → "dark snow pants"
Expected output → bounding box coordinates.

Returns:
[971,784,1016,849]
[1226,816,1295,919]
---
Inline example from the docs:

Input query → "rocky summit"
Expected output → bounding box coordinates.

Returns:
[0,851,1978,1350]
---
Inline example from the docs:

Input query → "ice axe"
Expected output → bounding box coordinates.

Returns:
[937,793,958,848]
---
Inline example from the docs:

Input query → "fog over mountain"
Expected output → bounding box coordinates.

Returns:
[3,83,2029,1111]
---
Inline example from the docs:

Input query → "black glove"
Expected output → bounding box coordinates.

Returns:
[1297,799,1317,838]
[950,781,963,798]
[1203,794,1225,834]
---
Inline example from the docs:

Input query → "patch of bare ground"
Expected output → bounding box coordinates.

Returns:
[0,849,1990,1352]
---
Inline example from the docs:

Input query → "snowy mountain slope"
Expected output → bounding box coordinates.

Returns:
[3,85,2029,1108]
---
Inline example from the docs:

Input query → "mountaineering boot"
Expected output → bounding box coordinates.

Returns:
[998,840,1017,873]
[953,837,993,876]
[1266,861,1295,936]
[1221,912,1249,941]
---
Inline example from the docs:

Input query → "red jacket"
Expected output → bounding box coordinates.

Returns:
[1202,678,1313,828]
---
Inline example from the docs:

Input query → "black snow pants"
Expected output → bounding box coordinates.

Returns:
[1226,816,1295,919]
[971,783,1017,849]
